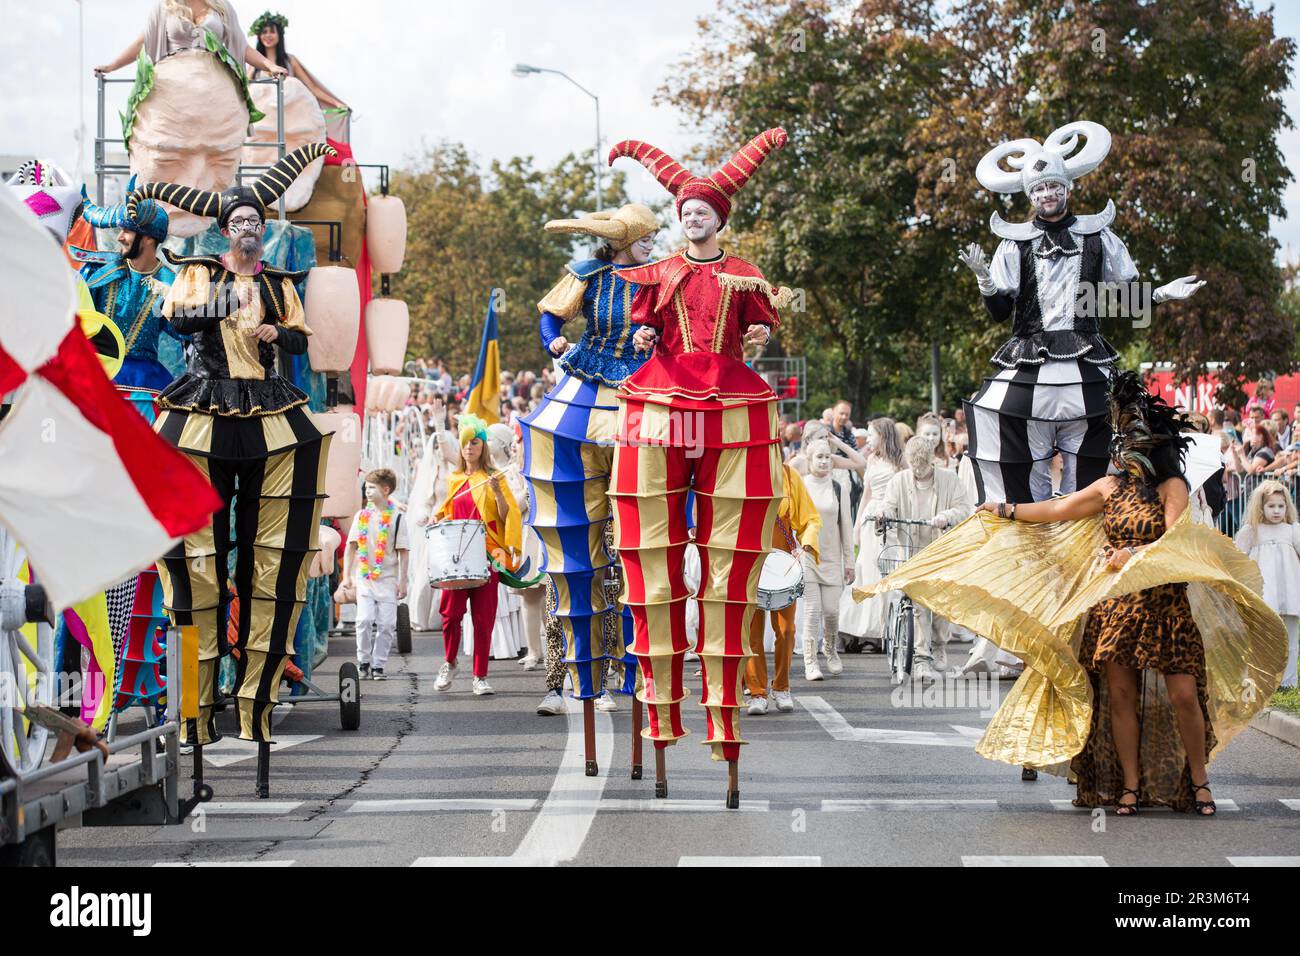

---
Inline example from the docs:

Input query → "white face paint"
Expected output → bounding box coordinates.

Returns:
[810,443,834,478]
[630,232,658,264]
[865,429,878,453]
[680,199,720,243]
[364,482,385,504]
[919,423,942,449]
[1264,493,1289,525]
[1029,180,1069,219]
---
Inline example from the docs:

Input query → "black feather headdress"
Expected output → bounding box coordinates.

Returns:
[1108,369,1192,495]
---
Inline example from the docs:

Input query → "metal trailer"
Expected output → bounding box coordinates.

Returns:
[0,618,207,867]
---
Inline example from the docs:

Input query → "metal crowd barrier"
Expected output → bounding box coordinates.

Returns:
[1215,470,1300,540]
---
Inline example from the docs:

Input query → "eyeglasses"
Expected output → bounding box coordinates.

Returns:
[227,217,264,234]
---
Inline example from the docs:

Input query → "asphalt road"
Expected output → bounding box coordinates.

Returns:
[59,630,1300,867]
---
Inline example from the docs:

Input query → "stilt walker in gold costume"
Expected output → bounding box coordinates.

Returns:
[607,128,791,807]
[128,144,336,797]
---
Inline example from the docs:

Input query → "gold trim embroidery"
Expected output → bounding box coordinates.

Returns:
[673,290,693,353]
[713,283,732,354]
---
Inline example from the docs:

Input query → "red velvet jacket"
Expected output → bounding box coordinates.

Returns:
[619,251,783,362]
[616,250,789,408]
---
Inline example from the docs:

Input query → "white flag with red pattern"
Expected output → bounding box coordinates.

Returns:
[0,187,220,609]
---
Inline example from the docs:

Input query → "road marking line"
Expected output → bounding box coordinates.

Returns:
[799,696,978,747]
[1050,799,1239,812]
[410,701,613,866]
[508,703,612,865]
[963,855,1107,867]
[199,735,322,768]
[1227,857,1300,867]
[411,856,537,866]
[198,801,304,815]
[1281,799,1300,811]
[347,798,538,813]
[678,856,821,867]
[822,799,998,811]
[154,860,296,867]
[581,798,769,813]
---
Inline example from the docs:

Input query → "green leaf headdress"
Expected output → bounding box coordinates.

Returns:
[250,11,289,35]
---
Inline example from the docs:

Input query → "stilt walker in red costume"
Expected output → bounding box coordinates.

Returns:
[608,128,791,807]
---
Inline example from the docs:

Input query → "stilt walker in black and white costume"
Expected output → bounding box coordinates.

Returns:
[959,121,1206,505]
[957,123,1206,760]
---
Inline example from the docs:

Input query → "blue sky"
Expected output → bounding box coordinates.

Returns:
[1,0,1296,260]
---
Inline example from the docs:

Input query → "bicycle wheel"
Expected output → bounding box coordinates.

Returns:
[881,600,897,665]
[889,605,908,685]
[902,604,915,679]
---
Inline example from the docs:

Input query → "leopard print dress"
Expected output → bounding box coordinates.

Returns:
[1071,472,1216,812]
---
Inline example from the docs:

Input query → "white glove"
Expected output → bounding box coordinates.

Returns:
[957,243,996,295]
[930,514,949,529]
[1152,274,1206,304]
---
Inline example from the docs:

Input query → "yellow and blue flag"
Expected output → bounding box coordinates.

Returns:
[465,291,501,424]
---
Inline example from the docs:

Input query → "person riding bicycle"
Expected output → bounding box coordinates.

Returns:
[876,436,973,680]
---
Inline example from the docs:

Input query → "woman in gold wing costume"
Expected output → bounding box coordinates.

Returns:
[858,371,1288,815]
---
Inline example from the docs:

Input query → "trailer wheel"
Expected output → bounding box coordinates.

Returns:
[0,826,55,867]
[396,603,412,654]
[339,662,361,730]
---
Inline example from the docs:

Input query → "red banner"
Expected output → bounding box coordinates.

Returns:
[1143,367,1300,416]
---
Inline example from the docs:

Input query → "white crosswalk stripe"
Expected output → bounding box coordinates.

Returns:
[1227,857,1300,867]
[963,855,1108,867]
[346,798,538,813]
[822,798,998,811]
[678,856,821,867]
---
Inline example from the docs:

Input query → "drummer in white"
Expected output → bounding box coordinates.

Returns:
[746,460,821,714]
[801,440,855,682]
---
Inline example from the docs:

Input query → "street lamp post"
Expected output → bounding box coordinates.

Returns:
[512,63,602,212]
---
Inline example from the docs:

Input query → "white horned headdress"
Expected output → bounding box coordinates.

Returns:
[975,121,1114,239]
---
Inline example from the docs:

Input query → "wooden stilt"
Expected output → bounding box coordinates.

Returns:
[583,698,598,777]
[725,759,739,809]
[654,746,667,799]
[630,697,644,780]
[192,742,204,794]
[255,741,271,799]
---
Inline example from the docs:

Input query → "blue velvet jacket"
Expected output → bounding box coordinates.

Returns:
[73,248,181,392]
[538,259,647,388]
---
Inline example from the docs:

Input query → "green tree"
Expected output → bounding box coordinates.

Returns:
[658,0,1295,417]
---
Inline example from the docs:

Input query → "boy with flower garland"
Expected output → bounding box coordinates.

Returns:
[343,469,410,679]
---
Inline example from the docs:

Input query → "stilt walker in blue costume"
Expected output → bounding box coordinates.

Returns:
[68,181,183,724]
[519,203,659,777]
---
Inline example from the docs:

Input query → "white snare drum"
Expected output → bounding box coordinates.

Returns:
[426,519,490,590]
[756,550,804,611]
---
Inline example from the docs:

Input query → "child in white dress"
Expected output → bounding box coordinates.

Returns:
[1235,479,1300,687]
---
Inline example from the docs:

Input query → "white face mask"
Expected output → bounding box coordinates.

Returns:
[680,199,720,242]
[811,447,834,478]
[1264,495,1289,525]
[629,233,657,263]
[1029,181,1068,218]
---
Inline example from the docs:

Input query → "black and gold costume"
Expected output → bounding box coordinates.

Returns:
[131,143,338,746]
[155,255,329,744]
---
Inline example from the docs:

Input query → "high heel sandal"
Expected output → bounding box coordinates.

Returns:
[1192,781,1217,816]
[1114,787,1140,816]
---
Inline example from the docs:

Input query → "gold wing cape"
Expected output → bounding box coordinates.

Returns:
[855,511,1288,767]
